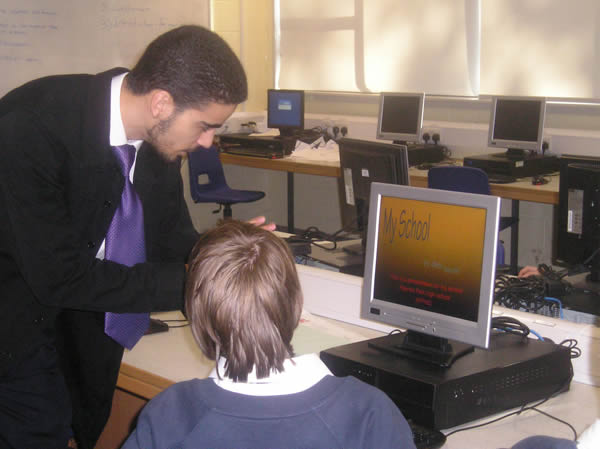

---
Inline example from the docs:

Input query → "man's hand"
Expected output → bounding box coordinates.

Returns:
[247,216,276,232]
[518,265,540,278]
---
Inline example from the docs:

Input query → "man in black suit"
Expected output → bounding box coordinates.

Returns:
[0,25,267,449]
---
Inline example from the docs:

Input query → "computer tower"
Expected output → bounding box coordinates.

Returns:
[463,152,560,178]
[320,332,572,429]
[406,143,446,166]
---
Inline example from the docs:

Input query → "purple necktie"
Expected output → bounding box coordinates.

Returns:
[104,144,150,349]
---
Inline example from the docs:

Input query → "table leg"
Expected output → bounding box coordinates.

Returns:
[287,172,294,233]
[510,200,520,274]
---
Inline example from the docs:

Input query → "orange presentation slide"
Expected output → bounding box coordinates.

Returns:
[373,195,487,322]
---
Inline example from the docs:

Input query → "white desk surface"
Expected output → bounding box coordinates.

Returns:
[122,309,598,449]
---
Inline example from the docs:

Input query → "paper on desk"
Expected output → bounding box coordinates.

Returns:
[289,138,340,162]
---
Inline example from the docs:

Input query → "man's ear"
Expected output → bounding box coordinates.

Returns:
[149,89,175,120]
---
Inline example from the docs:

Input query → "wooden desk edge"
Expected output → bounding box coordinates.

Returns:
[117,363,174,400]
[220,153,558,204]
[410,174,558,204]
[220,152,340,177]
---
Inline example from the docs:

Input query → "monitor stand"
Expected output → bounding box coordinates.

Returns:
[368,331,474,368]
[505,148,530,160]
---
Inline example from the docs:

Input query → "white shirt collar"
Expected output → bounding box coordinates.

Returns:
[109,72,142,150]
[209,353,332,396]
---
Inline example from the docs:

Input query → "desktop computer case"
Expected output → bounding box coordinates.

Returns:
[463,152,560,178]
[320,332,572,429]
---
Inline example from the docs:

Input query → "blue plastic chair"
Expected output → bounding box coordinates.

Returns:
[188,146,265,218]
[428,165,516,265]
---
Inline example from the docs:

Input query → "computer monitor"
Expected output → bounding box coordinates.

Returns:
[267,89,304,137]
[376,92,425,144]
[555,154,600,291]
[361,182,500,367]
[338,138,410,252]
[488,96,546,156]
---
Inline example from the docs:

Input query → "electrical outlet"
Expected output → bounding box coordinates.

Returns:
[422,127,441,144]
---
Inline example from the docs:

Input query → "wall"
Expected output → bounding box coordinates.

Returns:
[211,0,273,112]
[0,0,209,97]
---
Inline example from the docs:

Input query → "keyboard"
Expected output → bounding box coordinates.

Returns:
[409,421,447,449]
[488,173,517,184]
[222,146,285,159]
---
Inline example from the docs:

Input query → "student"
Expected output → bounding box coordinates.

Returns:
[122,220,417,449]
[0,25,273,449]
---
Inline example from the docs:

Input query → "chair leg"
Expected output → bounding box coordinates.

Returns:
[223,204,233,219]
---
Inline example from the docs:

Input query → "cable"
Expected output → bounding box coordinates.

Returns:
[494,274,569,317]
[530,407,578,441]
[491,316,531,338]
[582,245,600,266]
[559,339,581,359]
[544,297,564,319]
[537,264,569,280]
[289,216,365,252]
[528,328,545,341]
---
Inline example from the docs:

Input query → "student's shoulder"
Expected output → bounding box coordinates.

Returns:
[145,378,213,409]
[323,376,416,449]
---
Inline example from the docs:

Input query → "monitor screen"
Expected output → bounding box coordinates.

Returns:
[267,89,304,136]
[555,154,600,290]
[376,92,425,143]
[338,138,410,247]
[361,182,500,366]
[488,96,546,153]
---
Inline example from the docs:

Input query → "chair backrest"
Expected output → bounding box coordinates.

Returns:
[187,145,228,202]
[428,165,506,265]
[428,166,491,195]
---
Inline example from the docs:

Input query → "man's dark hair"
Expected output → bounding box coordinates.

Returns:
[126,25,247,108]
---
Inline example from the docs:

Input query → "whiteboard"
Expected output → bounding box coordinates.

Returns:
[0,0,210,96]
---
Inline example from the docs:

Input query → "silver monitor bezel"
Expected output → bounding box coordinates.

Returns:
[487,95,546,152]
[361,183,500,349]
[376,92,425,143]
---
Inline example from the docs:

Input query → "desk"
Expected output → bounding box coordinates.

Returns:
[99,310,598,449]
[221,152,559,272]
[98,263,599,449]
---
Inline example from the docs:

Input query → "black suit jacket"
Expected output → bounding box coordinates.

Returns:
[0,69,199,447]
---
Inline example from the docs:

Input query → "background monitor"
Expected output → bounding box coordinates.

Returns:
[376,92,425,144]
[338,138,410,253]
[555,154,600,291]
[361,182,500,367]
[488,95,546,154]
[267,89,304,137]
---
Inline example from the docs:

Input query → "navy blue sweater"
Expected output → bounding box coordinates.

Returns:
[122,375,416,449]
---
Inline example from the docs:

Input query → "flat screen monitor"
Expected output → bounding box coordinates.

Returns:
[555,154,600,290]
[361,182,500,367]
[488,96,546,155]
[267,89,304,137]
[338,138,410,253]
[376,92,425,144]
